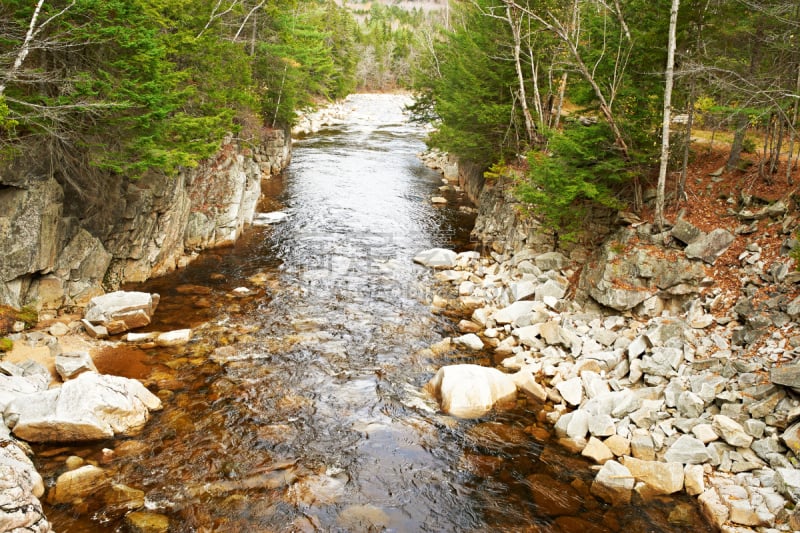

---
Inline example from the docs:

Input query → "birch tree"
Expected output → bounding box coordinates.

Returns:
[654,0,680,229]
[0,0,75,96]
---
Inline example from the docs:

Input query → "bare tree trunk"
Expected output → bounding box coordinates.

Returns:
[1,0,75,96]
[678,75,696,203]
[727,112,749,171]
[250,9,257,56]
[528,49,545,132]
[758,113,770,179]
[553,0,579,131]
[770,116,784,177]
[787,63,800,185]
[553,72,568,130]
[506,4,537,146]
[655,0,680,230]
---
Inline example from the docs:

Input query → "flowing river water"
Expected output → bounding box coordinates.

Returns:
[37,94,712,532]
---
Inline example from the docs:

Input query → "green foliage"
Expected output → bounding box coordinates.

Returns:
[0,96,17,133]
[518,124,627,244]
[17,306,38,329]
[420,0,519,167]
[0,0,360,178]
[0,338,12,353]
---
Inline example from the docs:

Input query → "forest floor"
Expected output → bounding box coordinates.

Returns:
[649,140,800,357]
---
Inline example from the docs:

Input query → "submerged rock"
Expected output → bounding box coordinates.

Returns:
[125,511,170,533]
[426,364,517,418]
[252,211,288,225]
[47,465,109,505]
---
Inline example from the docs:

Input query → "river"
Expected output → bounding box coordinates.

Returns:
[38,94,711,532]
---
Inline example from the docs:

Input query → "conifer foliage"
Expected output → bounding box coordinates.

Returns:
[413,0,800,241]
[0,0,360,180]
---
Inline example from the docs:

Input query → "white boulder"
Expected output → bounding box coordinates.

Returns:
[413,248,457,269]
[426,364,517,419]
[83,291,159,335]
[6,372,162,442]
[0,442,50,532]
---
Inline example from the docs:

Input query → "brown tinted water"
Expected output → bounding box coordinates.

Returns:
[37,94,712,532]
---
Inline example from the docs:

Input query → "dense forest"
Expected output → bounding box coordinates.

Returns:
[410,0,800,240]
[0,0,365,186]
[0,0,445,184]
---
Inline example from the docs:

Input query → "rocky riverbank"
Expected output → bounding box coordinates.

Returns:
[0,126,291,313]
[414,226,800,531]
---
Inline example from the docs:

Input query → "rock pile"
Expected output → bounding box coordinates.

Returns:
[415,240,800,532]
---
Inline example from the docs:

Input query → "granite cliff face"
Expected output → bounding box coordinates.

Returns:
[0,128,291,311]
[423,151,615,260]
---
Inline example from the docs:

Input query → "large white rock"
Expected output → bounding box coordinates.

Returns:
[555,377,583,407]
[0,370,50,413]
[0,441,50,532]
[453,334,484,351]
[712,415,753,448]
[426,364,517,419]
[591,460,634,505]
[491,301,540,325]
[621,456,684,495]
[664,435,711,464]
[6,372,162,442]
[83,291,159,334]
[509,280,536,302]
[684,464,705,495]
[413,248,457,269]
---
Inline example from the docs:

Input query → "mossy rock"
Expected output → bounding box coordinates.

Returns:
[17,306,38,328]
[0,337,12,352]
[0,305,37,335]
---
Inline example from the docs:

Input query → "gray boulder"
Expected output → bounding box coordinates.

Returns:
[534,252,566,272]
[580,228,705,311]
[771,363,800,391]
[671,219,703,245]
[684,228,735,265]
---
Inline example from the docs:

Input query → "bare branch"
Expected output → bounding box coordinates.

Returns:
[197,0,241,39]
[233,0,266,42]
